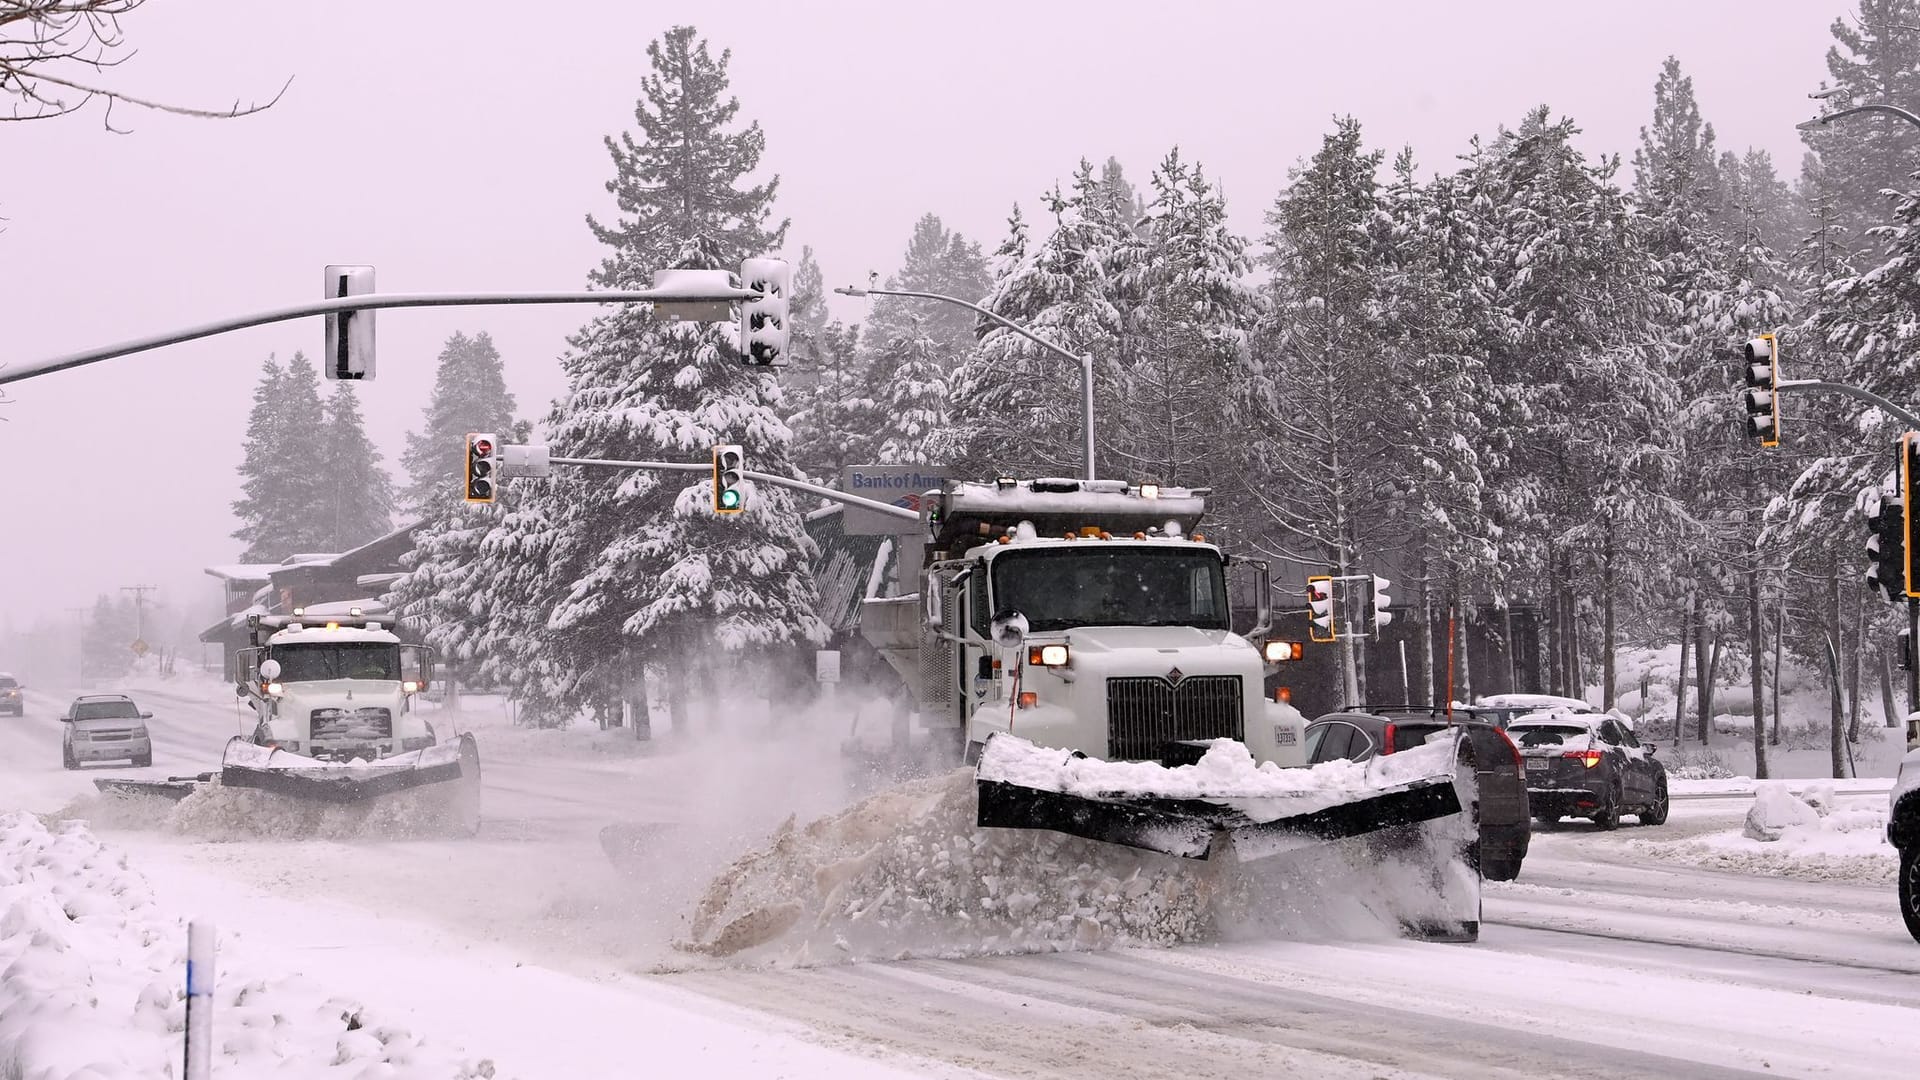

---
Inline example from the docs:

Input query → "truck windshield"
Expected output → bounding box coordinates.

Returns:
[990,547,1230,632]
[272,643,399,682]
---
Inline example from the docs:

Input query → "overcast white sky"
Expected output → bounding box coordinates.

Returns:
[0,0,1841,634]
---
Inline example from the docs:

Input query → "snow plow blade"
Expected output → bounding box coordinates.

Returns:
[974,732,1463,860]
[218,733,481,807]
[94,774,216,802]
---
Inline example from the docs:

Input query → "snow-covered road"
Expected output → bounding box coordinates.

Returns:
[4,677,1918,1078]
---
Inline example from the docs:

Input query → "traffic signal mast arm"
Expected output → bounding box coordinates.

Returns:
[1774,378,1920,430]
[545,455,919,523]
[2,286,765,387]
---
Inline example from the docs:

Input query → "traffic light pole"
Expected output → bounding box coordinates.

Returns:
[834,285,1097,482]
[1775,379,1920,429]
[0,287,763,387]
[547,457,921,523]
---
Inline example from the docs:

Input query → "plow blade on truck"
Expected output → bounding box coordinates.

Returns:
[93,734,483,836]
[974,732,1465,861]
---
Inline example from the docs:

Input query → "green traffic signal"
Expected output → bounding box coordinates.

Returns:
[719,489,742,511]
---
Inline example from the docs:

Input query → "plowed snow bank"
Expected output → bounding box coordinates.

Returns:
[679,768,1476,964]
[0,812,498,1079]
[62,782,474,841]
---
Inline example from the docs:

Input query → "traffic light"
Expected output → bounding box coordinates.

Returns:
[1370,575,1394,632]
[1741,334,1780,448]
[1307,576,1335,643]
[1904,432,1920,599]
[1866,487,1906,603]
[739,258,792,367]
[712,443,745,514]
[324,265,376,380]
[464,432,498,504]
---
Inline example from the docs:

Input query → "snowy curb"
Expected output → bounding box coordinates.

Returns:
[0,812,499,1079]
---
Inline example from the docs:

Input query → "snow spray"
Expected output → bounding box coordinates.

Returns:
[184,921,215,1080]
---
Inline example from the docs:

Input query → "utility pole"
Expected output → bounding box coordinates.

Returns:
[121,585,158,651]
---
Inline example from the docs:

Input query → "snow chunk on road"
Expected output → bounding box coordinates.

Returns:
[0,811,498,1079]
[677,767,1474,964]
[1743,781,1824,841]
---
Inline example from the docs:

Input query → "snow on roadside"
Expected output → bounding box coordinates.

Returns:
[0,811,498,1079]
[1628,786,1896,885]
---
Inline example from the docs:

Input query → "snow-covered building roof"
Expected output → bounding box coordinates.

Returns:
[204,563,283,584]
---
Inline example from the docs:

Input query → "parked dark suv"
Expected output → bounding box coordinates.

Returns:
[1307,708,1531,882]
[1509,711,1668,829]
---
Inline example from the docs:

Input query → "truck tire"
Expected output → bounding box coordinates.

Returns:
[1901,844,1920,945]
[62,746,77,770]
[134,752,152,768]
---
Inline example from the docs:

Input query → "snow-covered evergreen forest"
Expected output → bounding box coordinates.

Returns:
[221,8,1920,765]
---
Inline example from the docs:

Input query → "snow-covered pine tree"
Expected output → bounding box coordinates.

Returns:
[1107,150,1253,503]
[481,24,822,727]
[232,352,328,562]
[940,163,1136,478]
[397,331,519,518]
[863,213,991,370]
[870,319,950,466]
[316,381,394,551]
[1247,118,1399,702]
[1801,1,1920,260]
[787,319,877,479]
[1466,108,1671,706]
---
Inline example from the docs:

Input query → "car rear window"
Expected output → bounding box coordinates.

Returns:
[1391,724,1446,752]
[1513,724,1589,747]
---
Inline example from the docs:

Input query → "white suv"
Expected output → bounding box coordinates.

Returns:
[60,693,153,769]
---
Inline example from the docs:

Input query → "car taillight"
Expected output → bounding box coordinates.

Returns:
[1379,722,1397,755]
[1563,749,1603,768]
[1496,727,1524,777]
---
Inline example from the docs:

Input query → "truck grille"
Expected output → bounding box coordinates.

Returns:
[1106,676,1244,761]
[309,707,393,741]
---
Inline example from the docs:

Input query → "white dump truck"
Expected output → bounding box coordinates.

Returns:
[237,610,438,761]
[862,478,1466,867]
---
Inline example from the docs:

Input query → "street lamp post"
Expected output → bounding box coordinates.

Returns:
[833,285,1098,481]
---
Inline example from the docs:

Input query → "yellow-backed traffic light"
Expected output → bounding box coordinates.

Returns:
[713,443,745,514]
[1741,335,1780,448]
[1307,576,1335,643]
[465,432,498,504]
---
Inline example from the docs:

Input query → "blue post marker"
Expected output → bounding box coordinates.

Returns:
[184,921,214,1080]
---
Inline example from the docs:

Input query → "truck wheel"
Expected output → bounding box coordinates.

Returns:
[1900,844,1920,944]
[134,752,152,768]
[62,746,76,770]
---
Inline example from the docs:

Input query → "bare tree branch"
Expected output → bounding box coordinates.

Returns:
[0,1,288,129]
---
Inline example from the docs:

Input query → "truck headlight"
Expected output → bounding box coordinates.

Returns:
[402,680,421,693]
[1263,640,1303,663]
[265,682,284,696]
[1027,644,1069,667]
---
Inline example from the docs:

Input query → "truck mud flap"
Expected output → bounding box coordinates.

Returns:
[218,733,480,805]
[976,774,1461,860]
[94,774,216,802]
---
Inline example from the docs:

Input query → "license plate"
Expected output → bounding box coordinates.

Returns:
[1525,758,1548,773]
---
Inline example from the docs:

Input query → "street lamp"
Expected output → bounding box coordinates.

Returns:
[1799,88,1920,134]
[834,284,1098,481]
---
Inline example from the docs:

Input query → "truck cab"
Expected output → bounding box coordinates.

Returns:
[238,612,436,762]
[866,478,1308,768]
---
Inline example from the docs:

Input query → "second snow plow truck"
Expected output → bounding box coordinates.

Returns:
[98,608,480,833]
[861,478,1477,928]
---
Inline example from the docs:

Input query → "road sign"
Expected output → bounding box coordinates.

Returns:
[840,465,949,535]
[130,638,149,657]
[815,650,842,684]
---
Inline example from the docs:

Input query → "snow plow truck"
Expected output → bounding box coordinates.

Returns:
[97,609,480,833]
[861,479,1478,913]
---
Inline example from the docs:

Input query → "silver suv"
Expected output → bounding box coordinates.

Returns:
[61,693,153,769]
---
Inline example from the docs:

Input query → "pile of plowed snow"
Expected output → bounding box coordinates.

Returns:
[678,767,1475,964]
[0,811,498,1078]
[64,782,476,841]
